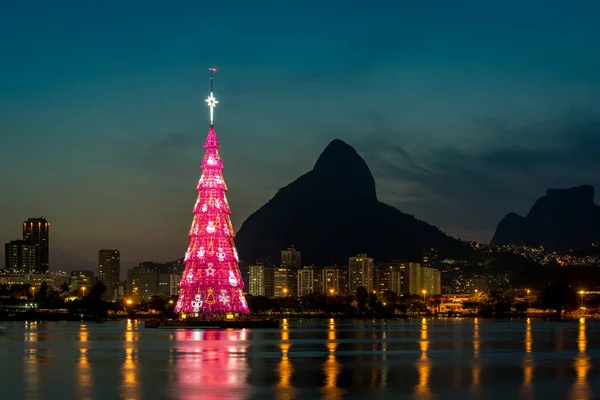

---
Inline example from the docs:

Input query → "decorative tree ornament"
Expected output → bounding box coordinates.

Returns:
[191,293,203,312]
[175,69,249,317]
[228,271,238,286]
[175,297,184,312]
[206,263,215,276]
[216,247,226,262]
[206,221,216,233]
[205,288,216,305]
[219,289,230,305]
[239,290,247,309]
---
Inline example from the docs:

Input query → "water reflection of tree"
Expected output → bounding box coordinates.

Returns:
[173,330,250,400]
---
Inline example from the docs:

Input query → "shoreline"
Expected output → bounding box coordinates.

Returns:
[0,311,593,323]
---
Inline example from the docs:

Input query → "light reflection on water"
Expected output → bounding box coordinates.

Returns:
[471,318,480,394]
[2,318,600,399]
[520,317,534,399]
[173,328,250,400]
[323,318,343,400]
[24,321,40,400]
[77,324,93,400]
[122,319,140,400]
[413,318,431,398]
[569,318,591,400]
[276,319,294,400]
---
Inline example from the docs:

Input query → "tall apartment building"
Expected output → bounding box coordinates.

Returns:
[275,247,302,297]
[375,264,390,293]
[158,272,181,296]
[23,218,50,273]
[98,249,120,301]
[274,266,290,297]
[404,262,441,295]
[281,247,301,269]
[248,263,275,297]
[322,266,348,296]
[422,248,438,268]
[349,254,375,292]
[297,266,320,297]
[421,266,441,295]
[377,262,406,294]
[4,240,37,272]
[127,263,159,299]
[405,262,422,295]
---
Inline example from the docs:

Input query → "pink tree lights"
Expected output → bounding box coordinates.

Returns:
[174,70,249,317]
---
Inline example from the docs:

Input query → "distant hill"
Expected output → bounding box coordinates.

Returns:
[570,242,600,257]
[491,185,600,251]
[235,139,469,265]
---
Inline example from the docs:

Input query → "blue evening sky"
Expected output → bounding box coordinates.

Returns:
[1,0,600,270]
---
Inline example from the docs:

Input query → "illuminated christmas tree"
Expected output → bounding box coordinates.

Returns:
[175,69,249,317]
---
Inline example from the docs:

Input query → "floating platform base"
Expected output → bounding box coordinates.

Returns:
[144,318,280,329]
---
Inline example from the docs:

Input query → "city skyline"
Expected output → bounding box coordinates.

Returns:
[2,1,600,270]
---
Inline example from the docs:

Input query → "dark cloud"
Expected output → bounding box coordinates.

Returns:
[358,111,600,242]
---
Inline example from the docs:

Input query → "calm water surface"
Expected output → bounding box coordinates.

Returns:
[0,318,597,399]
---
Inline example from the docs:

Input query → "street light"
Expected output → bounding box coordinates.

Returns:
[422,289,427,302]
[329,288,334,296]
[579,290,585,307]
[283,288,288,297]
[81,286,86,297]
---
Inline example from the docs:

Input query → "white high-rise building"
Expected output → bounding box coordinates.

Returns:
[322,266,348,296]
[297,266,319,297]
[349,254,374,292]
[249,264,274,297]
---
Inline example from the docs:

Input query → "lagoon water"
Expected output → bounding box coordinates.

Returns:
[0,318,597,399]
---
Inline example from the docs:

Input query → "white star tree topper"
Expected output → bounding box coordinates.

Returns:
[206,68,218,125]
